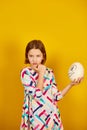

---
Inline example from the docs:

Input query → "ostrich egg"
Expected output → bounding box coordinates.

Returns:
[68,62,84,81]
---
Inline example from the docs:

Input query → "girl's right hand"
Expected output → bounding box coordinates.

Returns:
[32,64,46,75]
[38,64,46,75]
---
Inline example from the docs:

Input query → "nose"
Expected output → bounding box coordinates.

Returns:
[33,57,37,63]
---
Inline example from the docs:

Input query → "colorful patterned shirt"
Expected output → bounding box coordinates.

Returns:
[20,67,63,130]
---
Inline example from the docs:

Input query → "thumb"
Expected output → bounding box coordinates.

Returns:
[32,66,38,72]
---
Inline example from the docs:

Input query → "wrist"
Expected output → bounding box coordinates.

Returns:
[39,72,45,76]
[69,82,74,87]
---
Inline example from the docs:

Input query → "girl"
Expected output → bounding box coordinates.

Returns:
[20,40,83,130]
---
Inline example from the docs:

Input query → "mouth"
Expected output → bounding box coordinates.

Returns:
[32,63,38,68]
[33,63,37,65]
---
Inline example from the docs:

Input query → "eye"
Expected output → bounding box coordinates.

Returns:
[37,55,41,57]
[71,65,77,71]
[71,66,74,71]
[29,55,33,57]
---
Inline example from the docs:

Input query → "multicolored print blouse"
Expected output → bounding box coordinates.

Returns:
[20,67,63,130]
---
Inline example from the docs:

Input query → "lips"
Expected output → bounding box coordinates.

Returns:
[33,63,37,65]
[32,63,38,68]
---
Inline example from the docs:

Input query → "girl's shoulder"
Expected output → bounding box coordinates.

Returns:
[46,67,54,74]
[20,67,32,76]
[20,66,38,77]
[20,66,30,72]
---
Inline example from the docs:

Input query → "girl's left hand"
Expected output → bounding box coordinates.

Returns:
[70,77,84,86]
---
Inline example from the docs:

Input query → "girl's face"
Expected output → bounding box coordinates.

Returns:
[28,49,44,67]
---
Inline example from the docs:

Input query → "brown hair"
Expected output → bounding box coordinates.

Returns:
[25,40,47,64]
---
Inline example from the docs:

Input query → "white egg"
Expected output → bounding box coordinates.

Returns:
[68,62,84,81]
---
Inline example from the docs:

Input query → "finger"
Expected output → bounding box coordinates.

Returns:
[73,79,76,82]
[81,76,84,80]
[32,66,38,71]
[77,77,84,83]
[73,79,79,84]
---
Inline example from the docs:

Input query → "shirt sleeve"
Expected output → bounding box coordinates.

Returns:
[51,70,63,101]
[20,68,42,98]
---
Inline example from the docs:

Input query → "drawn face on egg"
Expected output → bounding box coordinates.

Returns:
[68,62,84,81]
[68,64,77,78]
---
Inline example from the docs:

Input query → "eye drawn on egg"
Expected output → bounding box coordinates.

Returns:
[68,64,77,77]
[68,62,84,81]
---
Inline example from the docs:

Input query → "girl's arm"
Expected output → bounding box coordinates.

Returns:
[36,73,44,91]
[61,77,83,97]
[31,64,46,91]
[21,67,44,98]
[51,70,83,101]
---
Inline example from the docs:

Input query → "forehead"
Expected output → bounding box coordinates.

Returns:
[28,49,42,54]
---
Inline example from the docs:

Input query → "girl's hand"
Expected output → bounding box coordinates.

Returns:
[70,77,84,86]
[32,64,46,75]
[37,64,46,75]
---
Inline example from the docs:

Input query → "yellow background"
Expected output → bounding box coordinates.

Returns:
[0,0,87,130]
